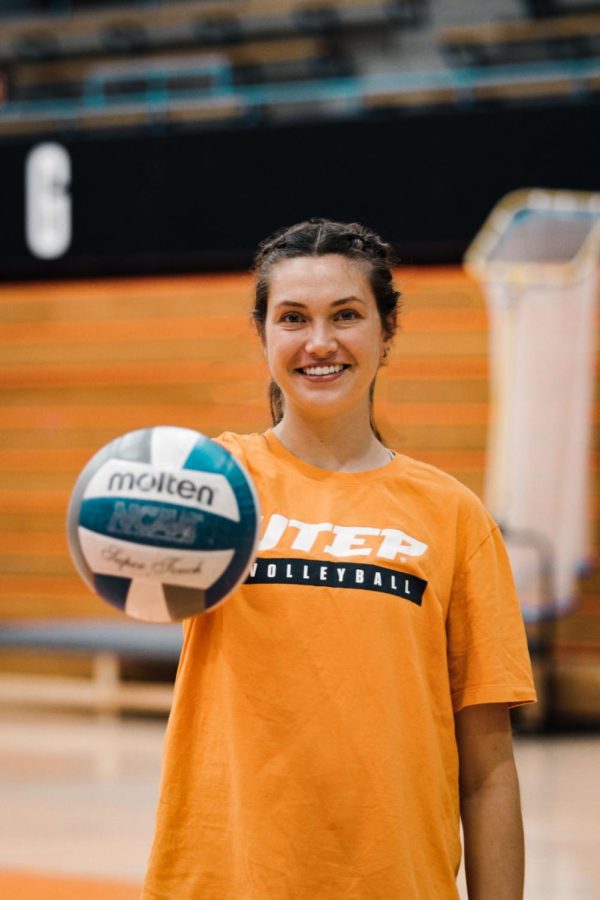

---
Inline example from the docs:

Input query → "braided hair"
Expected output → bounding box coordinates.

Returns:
[252,218,401,439]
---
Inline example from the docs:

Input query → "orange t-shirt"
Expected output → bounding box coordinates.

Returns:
[143,430,536,899]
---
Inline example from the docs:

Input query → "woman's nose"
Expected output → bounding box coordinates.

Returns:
[305,322,337,357]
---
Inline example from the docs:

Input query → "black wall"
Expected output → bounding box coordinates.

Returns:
[1,100,599,280]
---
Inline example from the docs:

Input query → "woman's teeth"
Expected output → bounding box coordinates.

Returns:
[301,364,345,376]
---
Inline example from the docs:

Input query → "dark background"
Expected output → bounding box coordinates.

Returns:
[2,98,599,280]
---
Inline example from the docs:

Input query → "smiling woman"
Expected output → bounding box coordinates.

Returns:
[142,219,537,900]
[261,254,392,470]
[252,219,399,455]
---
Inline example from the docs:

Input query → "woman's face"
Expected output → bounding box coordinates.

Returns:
[262,254,390,422]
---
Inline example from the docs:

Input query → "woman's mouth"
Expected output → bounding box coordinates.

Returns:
[296,363,350,378]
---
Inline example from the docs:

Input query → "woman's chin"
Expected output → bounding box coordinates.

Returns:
[287,390,368,422]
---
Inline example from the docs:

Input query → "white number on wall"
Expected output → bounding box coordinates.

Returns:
[25,142,72,259]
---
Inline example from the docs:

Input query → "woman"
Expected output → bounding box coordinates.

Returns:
[143,219,536,899]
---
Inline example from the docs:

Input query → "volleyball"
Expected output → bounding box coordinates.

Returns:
[67,426,260,623]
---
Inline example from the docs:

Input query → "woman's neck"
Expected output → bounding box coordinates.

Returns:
[272,409,391,472]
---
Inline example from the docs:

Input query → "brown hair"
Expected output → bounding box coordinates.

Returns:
[252,218,401,439]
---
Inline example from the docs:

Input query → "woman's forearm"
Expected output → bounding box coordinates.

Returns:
[460,761,525,900]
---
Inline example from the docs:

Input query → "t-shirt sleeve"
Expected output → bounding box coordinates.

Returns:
[212,431,247,464]
[446,516,537,715]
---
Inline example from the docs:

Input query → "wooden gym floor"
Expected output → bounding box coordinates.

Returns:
[0,709,598,899]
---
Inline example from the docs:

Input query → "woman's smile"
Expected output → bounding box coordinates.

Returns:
[295,362,351,380]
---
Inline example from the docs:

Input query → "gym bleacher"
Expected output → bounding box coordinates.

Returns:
[1,0,600,136]
[0,0,424,133]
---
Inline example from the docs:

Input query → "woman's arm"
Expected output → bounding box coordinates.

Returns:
[455,703,525,900]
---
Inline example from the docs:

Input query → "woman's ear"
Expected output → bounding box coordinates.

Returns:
[381,339,392,365]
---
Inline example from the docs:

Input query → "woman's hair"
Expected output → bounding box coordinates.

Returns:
[252,218,401,439]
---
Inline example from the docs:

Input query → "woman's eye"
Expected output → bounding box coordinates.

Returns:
[280,311,304,324]
[336,308,360,321]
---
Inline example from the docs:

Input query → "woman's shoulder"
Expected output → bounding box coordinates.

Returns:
[213,430,270,462]
[391,451,494,523]
[392,451,472,493]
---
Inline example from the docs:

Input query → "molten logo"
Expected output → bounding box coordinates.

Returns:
[108,470,215,507]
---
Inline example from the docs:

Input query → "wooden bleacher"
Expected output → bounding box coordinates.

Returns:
[340,78,583,115]
[0,36,349,135]
[0,0,397,60]
[10,38,336,100]
[439,13,600,67]
[0,269,598,719]
[0,0,376,135]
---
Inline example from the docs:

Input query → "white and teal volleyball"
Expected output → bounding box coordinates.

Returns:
[67,427,260,623]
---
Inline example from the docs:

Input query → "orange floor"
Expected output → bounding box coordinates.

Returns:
[0,870,140,899]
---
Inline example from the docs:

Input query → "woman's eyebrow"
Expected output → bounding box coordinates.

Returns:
[273,295,366,310]
[273,300,306,309]
[331,296,366,307]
